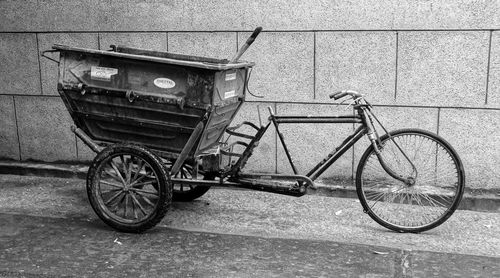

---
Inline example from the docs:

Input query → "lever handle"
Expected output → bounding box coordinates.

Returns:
[230,27,263,63]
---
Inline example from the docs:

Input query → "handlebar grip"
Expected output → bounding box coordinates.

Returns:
[329,91,348,100]
[246,27,263,46]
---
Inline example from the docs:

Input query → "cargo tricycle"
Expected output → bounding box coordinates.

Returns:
[42,27,465,234]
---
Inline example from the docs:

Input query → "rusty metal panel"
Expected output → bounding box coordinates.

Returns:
[55,45,252,157]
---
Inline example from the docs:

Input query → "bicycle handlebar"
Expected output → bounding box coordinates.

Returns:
[329,90,362,100]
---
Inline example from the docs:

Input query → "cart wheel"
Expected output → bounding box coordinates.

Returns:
[87,144,172,233]
[168,162,215,202]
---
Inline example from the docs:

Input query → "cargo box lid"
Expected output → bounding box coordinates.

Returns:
[52,44,255,71]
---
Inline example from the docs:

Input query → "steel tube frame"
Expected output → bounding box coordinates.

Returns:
[269,114,367,182]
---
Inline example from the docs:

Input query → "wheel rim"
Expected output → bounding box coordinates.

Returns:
[359,132,462,230]
[95,153,161,224]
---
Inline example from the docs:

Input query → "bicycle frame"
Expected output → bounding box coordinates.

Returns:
[227,104,372,183]
[272,113,366,182]
[225,101,417,187]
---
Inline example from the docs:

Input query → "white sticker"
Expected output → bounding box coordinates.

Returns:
[225,72,237,81]
[224,90,236,99]
[91,66,118,81]
[154,78,176,89]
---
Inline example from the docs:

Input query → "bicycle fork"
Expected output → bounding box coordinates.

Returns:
[360,108,418,186]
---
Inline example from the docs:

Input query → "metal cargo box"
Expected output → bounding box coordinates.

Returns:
[54,44,254,158]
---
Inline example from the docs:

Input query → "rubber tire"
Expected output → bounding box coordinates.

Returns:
[356,128,465,233]
[171,163,215,202]
[87,144,172,233]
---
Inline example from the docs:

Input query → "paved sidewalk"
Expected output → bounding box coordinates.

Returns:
[1,213,499,278]
[0,174,499,258]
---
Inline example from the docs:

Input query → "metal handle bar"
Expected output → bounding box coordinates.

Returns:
[230,27,263,63]
[329,90,362,100]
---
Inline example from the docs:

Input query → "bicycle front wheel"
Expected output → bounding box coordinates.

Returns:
[356,128,465,233]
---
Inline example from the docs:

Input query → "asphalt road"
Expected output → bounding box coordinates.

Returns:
[0,175,499,277]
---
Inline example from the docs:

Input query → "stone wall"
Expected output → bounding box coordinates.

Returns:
[0,1,499,189]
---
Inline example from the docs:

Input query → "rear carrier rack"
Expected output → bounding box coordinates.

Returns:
[201,121,264,174]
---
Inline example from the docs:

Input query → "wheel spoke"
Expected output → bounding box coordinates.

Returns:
[104,189,124,206]
[107,191,126,213]
[100,180,124,189]
[126,156,134,184]
[131,196,139,219]
[102,169,123,183]
[130,192,148,216]
[109,161,127,185]
[130,187,159,196]
[134,191,156,207]
[131,159,145,184]
[132,180,156,188]
[124,193,129,218]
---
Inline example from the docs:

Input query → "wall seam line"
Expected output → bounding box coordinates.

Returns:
[436,107,441,135]
[351,107,356,182]
[274,102,278,174]
[166,32,169,51]
[485,30,493,105]
[12,96,22,161]
[97,32,101,50]
[0,95,499,110]
[35,33,44,95]
[394,31,399,100]
[236,32,239,52]
[2,29,500,34]
[313,32,317,100]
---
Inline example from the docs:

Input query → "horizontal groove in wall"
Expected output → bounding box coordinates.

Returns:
[1,29,500,34]
[246,100,500,111]
[1,94,499,111]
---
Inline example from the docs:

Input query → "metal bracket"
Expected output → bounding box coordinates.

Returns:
[40,49,60,63]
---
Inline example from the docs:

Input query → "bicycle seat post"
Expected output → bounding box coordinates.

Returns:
[257,105,263,127]
[267,106,275,117]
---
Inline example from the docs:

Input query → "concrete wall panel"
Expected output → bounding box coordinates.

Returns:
[0,1,38,32]
[397,31,489,107]
[15,96,76,162]
[392,0,500,30]
[439,109,500,189]
[99,32,167,51]
[0,0,100,32]
[238,32,314,102]
[0,33,41,95]
[1,1,498,32]
[488,31,500,107]
[0,1,394,32]
[168,32,236,59]
[38,33,99,96]
[316,32,396,104]
[0,96,20,160]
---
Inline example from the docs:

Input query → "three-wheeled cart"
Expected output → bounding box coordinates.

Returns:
[44,29,311,232]
[43,26,466,234]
